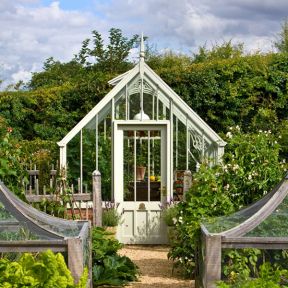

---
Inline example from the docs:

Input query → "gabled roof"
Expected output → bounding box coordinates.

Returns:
[58,60,225,147]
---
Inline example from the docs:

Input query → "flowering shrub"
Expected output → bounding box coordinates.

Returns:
[168,127,287,277]
[159,198,178,226]
[102,201,121,227]
[0,122,27,197]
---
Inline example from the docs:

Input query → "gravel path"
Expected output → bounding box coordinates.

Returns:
[119,245,194,288]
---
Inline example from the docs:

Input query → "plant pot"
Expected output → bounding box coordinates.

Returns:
[105,226,117,238]
[136,166,146,181]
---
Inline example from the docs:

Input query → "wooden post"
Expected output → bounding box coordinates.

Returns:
[203,234,222,288]
[67,238,83,284]
[92,170,102,227]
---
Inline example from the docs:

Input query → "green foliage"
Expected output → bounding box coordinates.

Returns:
[154,53,288,135]
[75,28,139,73]
[222,127,285,206]
[193,40,244,63]
[168,127,287,277]
[217,262,288,288]
[222,249,262,281]
[102,206,121,227]
[0,120,28,198]
[0,250,87,287]
[274,18,288,53]
[160,200,179,227]
[91,227,138,286]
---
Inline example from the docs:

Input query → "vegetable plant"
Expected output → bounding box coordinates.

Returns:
[92,227,138,286]
[0,250,88,288]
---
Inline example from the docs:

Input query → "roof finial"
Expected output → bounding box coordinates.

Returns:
[140,32,145,61]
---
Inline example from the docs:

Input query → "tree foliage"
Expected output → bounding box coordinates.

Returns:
[274,18,288,53]
[74,28,139,72]
[192,40,244,63]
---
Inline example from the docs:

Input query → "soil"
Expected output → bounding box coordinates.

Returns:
[119,245,194,288]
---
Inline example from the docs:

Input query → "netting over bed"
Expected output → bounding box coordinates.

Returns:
[0,181,91,282]
[0,181,83,239]
[203,181,280,234]
[197,174,288,288]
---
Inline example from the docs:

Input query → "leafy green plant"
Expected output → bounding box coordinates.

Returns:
[168,127,287,277]
[217,262,288,288]
[159,199,179,226]
[222,249,262,281]
[0,250,88,288]
[0,123,28,198]
[92,227,138,286]
[102,202,121,227]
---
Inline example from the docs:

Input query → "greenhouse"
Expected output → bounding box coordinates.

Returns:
[58,35,226,244]
[197,173,288,288]
[0,181,90,283]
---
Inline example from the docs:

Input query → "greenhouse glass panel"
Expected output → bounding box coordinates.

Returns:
[123,130,161,202]
[98,112,112,200]
[129,93,141,120]
[143,93,154,120]
[174,117,186,171]
[67,131,80,191]
[114,88,126,120]
[82,116,96,193]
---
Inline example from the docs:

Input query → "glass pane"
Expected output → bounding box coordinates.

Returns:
[114,90,126,120]
[129,93,141,120]
[173,116,186,200]
[143,93,153,120]
[158,101,170,120]
[136,130,148,201]
[123,130,161,202]
[98,113,112,201]
[67,131,80,191]
[124,130,135,201]
[150,130,161,201]
[83,117,96,193]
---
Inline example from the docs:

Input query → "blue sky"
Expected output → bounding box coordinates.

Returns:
[41,0,97,11]
[0,0,287,88]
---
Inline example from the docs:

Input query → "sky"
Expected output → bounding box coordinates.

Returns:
[0,0,287,88]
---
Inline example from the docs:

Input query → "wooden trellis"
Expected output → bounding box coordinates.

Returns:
[25,165,101,224]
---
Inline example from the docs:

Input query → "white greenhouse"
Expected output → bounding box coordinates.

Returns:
[58,36,225,244]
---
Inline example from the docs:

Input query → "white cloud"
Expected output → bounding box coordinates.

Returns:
[11,68,32,83]
[96,0,285,52]
[0,0,102,88]
[0,0,286,88]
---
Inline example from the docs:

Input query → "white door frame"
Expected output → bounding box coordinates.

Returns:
[112,120,171,244]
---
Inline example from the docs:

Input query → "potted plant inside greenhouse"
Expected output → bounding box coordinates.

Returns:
[135,132,148,181]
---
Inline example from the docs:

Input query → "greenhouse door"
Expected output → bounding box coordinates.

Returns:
[113,121,171,244]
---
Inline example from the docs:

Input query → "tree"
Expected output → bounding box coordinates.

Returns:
[274,18,288,53]
[74,28,139,73]
[192,40,244,63]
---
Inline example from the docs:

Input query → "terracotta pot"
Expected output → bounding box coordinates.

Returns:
[105,226,117,238]
[136,166,146,181]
